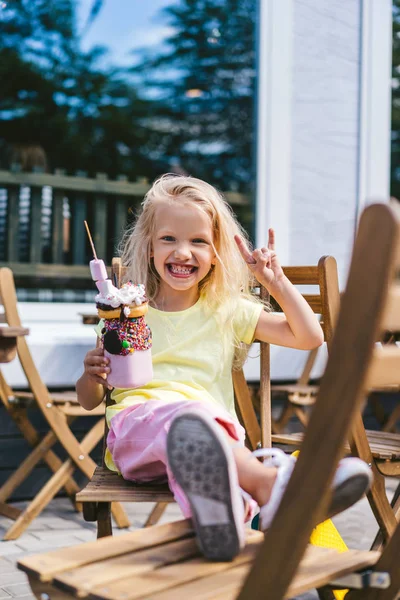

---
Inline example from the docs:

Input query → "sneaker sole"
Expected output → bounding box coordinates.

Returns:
[166,411,244,561]
[328,474,371,518]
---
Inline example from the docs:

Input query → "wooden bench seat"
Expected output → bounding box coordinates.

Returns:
[17,519,382,600]
[77,466,174,503]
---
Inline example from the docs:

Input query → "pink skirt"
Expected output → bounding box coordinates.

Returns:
[107,399,256,520]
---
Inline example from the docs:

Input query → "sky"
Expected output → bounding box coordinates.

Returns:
[77,0,174,67]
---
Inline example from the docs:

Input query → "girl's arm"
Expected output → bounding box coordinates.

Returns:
[76,344,111,410]
[235,230,324,350]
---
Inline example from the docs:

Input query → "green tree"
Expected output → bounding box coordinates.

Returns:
[133,0,257,192]
[0,0,155,179]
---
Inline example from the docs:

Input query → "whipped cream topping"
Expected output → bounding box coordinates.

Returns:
[95,281,147,308]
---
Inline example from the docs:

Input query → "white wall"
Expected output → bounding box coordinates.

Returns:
[257,0,392,287]
[250,0,392,382]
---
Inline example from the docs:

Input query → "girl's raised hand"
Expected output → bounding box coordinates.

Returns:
[234,228,284,288]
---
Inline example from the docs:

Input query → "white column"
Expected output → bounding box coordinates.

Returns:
[357,0,392,222]
[255,0,293,261]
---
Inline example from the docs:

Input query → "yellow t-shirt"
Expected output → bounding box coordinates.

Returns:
[101,296,263,470]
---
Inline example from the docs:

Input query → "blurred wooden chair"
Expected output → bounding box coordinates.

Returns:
[78,255,340,537]
[271,344,321,430]
[0,267,129,540]
[18,203,400,600]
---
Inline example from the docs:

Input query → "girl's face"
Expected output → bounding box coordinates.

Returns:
[151,201,216,300]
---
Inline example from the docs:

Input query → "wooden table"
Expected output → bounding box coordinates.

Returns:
[80,313,99,325]
[0,326,29,363]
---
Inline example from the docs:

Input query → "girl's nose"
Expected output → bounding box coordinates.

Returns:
[174,243,191,260]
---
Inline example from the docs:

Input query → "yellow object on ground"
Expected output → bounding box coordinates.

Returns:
[292,451,348,600]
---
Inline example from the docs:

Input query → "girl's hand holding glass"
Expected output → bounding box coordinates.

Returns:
[83,347,111,388]
[234,227,284,290]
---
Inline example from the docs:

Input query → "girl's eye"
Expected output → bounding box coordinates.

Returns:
[192,238,207,244]
[161,236,175,242]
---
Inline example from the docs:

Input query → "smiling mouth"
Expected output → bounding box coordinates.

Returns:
[167,264,197,277]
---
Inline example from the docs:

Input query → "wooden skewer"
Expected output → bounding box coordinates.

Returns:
[84,221,97,260]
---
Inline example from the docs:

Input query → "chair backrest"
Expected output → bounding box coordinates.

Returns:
[235,255,340,449]
[110,256,340,451]
[238,202,400,600]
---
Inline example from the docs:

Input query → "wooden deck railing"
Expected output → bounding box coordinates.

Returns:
[0,169,248,287]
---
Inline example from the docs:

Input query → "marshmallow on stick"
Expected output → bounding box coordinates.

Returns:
[85,221,153,389]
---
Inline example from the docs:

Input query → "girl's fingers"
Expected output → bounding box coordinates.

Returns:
[234,235,255,264]
[268,228,275,251]
[85,355,109,367]
[88,365,110,375]
[90,374,111,389]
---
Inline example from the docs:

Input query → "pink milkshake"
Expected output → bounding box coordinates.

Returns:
[90,259,153,389]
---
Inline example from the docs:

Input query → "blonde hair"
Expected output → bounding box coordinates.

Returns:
[120,174,266,366]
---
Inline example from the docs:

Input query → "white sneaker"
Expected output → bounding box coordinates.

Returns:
[167,410,245,561]
[256,448,373,531]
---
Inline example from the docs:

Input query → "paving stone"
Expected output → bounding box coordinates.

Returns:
[15,535,82,552]
[0,572,27,587]
[3,582,32,598]
[0,562,18,575]
[0,545,25,558]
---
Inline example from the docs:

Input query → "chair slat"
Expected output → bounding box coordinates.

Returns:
[85,533,262,600]
[366,346,400,389]
[147,548,379,600]
[54,537,200,595]
[282,265,319,284]
[302,294,322,313]
[18,519,194,581]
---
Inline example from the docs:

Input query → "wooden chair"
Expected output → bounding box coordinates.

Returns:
[0,267,129,540]
[272,212,400,550]
[77,255,340,537]
[17,202,400,600]
[271,345,321,430]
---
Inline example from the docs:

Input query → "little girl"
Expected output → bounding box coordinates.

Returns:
[77,174,372,561]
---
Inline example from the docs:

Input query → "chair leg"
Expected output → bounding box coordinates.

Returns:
[144,502,169,527]
[370,480,400,551]
[6,410,80,502]
[82,501,98,522]
[274,398,295,432]
[293,405,310,428]
[111,502,130,529]
[97,502,112,538]
[0,430,59,503]
[366,465,398,550]
[382,403,400,433]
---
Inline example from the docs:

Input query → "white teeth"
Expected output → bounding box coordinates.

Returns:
[169,264,193,274]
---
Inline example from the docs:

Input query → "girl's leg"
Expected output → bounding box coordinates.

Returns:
[230,444,277,508]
